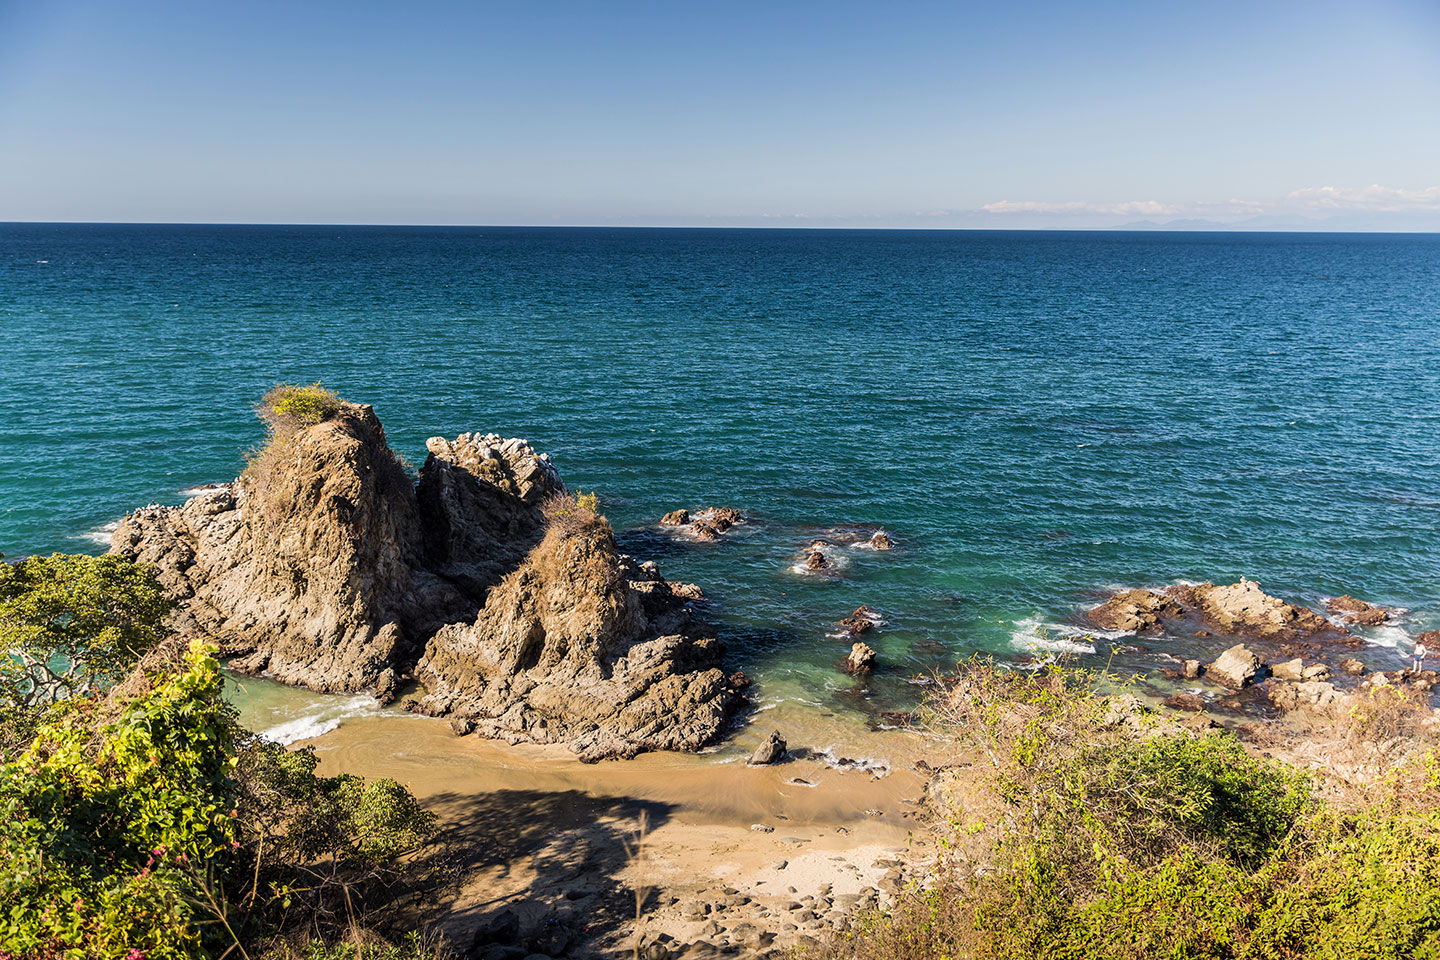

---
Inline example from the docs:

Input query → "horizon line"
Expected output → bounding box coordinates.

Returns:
[3,219,1439,234]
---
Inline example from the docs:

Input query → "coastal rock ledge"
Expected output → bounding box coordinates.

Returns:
[110,402,740,761]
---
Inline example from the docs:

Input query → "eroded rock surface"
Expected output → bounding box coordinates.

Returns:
[1169,579,1345,643]
[111,403,739,760]
[1086,588,1182,632]
[1325,594,1389,626]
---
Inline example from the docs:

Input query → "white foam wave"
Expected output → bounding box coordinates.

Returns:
[1361,624,1409,649]
[1009,617,1100,656]
[258,694,377,745]
[181,483,226,497]
[80,520,121,545]
[813,747,891,778]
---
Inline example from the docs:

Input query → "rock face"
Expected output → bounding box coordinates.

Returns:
[1206,644,1262,689]
[111,402,740,760]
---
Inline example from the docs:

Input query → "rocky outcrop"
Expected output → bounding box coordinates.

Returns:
[1168,579,1345,643]
[1087,579,1353,645]
[111,402,739,760]
[112,404,444,692]
[660,506,744,542]
[412,517,736,761]
[1086,589,1182,633]
[1205,644,1261,689]
[835,605,881,637]
[1325,594,1389,626]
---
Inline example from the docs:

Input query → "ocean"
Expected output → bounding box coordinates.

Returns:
[3,224,1439,733]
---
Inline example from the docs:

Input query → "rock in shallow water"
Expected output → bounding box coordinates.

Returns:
[748,731,788,765]
[1206,643,1262,689]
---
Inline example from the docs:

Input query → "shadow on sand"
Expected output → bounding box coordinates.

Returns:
[422,788,677,957]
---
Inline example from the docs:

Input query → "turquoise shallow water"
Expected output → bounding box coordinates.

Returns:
[3,225,1439,717]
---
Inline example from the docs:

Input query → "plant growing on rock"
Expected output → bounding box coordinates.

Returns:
[259,382,343,437]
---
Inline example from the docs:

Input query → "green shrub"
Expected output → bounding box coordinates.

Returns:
[0,553,172,755]
[0,640,239,959]
[260,383,342,433]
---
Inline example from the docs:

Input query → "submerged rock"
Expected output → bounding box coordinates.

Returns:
[804,550,830,572]
[111,401,738,760]
[867,531,894,550]
[835,605,880,636]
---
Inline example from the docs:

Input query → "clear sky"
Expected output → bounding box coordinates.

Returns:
[1,0,1437,228]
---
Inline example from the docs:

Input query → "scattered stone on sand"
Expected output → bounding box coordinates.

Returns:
[1325,594,1389,625]
[844,642,877,675]
[1205,643,1262,689]
[111,403,738,762]
[748,730,788,766]
[1086,588,1182,632]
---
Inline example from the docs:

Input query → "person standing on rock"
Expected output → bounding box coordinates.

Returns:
[1414,641,1428,673]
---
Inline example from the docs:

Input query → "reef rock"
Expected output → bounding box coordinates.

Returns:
[1325,594,1389,625]
[867,531,894,550]
[112,401,739,760]
[1086,589,1182,633]
[835,605,881,636]
[1167,579,1348,643]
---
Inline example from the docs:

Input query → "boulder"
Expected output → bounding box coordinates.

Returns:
[804,550,830,572]
[1181,659,1202,680]
[112,402,738,761]
[1269,680,1343,713]
[748,731,788,765]
[1339,657,1366,676]
[1086,589,1181,633]
[660,509,690,526]
[1270,658,1306,682]
[844,641,877,675]
[1325,594,1389,625]
[868,531,894,550]
[1205,644,1262,689]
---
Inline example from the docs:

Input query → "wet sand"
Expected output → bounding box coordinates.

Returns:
[304,704,933,956]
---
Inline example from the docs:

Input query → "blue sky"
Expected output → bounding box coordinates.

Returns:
[1,0,1437,228]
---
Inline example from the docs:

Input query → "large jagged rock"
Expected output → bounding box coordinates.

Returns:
[1205,643,1262,689]
[111,404,445,692]
[111,402,739,759]
[412,516,735,761]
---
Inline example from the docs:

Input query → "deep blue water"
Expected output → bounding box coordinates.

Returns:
[3,224,1439,709]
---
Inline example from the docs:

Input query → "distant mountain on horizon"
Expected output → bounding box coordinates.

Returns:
[1111,212,1440,232]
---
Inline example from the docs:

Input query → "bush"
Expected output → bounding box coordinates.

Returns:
[817,659,1440,960]
[259,383,342,435]
[0,640,239,959]
[1,554,172,755]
